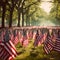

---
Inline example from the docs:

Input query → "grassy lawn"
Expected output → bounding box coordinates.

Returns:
[14,40,60,60]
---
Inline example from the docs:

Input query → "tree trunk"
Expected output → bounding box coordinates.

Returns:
[17,11,21,27]
[26,10,28,26]
[1,5,6,28]
[26,8,29,26]
[9,10,13,27]
[22,11,24,26]
[22,1,25,27]
[26,14,28,26]
[28,17,30,26]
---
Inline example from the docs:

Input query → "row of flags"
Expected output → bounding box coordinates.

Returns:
[43,29,60,54]
[0,28,60,47]
[0,28,60,60]
[0,29,17,60]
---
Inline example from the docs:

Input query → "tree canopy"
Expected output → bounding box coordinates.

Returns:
[0,0,60,27]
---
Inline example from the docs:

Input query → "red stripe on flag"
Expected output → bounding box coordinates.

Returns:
[4,53,10,60]
[14,36,19,45]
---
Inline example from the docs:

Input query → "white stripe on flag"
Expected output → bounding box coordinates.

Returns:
[9,40,17,52]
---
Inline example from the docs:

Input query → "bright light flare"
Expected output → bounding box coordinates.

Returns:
[40,2,52,14]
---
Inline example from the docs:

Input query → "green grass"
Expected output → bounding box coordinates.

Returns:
[14,40,60,60]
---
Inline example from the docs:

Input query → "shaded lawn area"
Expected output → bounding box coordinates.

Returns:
[14,42,60,60]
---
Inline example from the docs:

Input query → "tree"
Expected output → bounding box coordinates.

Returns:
[7,0,19,27]
[24,0,40,26]
[50,0,60,20]
[16,0,22,27]
[0,0,8,27]
[15,0,39,26]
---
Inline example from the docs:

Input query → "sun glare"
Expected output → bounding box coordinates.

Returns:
[40,1,52,14]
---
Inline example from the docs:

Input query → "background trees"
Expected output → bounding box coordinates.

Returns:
[0,0,60,27]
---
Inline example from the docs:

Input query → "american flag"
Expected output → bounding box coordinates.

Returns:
[34,33,43,47]
[28,31,33,39]
[43,36,54,54]
[33,31,36,40]
[44,43,50,54]
[21,35,28,47]
[33,30,45,47]
[38,33,47,46]
[26,31,33,39]
[48,37,54,48]
[19,31,25,46]
[26,31,30,40]
[1,31,5,42]
[42,33,47,43]
[10,33,14,43]
[23,39,29,47]
[0,40,17,60]
[54,38,60,52]
[13,36,19,45]
[19,35,24,45]
[12,30,19,46]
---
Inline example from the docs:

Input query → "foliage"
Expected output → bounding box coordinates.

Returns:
[0,0,60,27]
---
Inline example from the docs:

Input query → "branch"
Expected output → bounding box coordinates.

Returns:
[18,0,22,7]
[24,1,37,9]
[14,0,19,7]
[15,0,22,9]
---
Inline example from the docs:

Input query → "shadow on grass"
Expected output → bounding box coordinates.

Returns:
[15,43,60,60]
[15,50,60,60]
[15,55,49,60]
